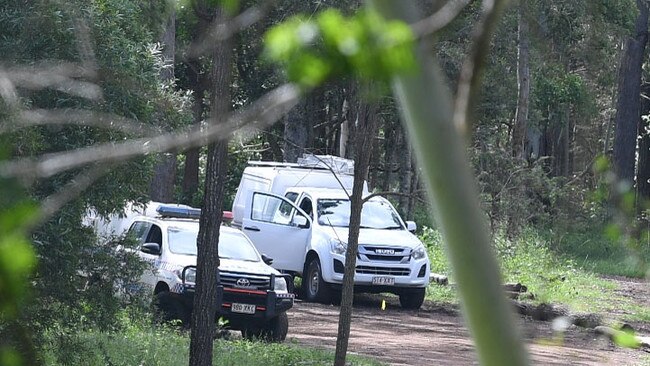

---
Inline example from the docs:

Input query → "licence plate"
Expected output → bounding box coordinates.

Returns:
[231,303,256,314]
[372,276,395,285]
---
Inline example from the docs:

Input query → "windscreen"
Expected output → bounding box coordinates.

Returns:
[167,227,260,261]
[316,198,403,229]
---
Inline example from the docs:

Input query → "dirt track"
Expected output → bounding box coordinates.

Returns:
[286,294,645,365]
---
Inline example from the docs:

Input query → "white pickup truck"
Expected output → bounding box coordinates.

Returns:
[231,155,430,309]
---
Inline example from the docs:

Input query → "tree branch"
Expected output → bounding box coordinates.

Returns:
[0,109,161,136]
[186,1,276,58]
[0,84,302,179]
[36,164,113,227]
[453,0,510,137]
[411,0,473,37]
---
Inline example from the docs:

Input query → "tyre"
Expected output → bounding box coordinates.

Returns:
[267,312,289,342]
[241,312,288,343]
[399,288,426,310]
[303,258,331,303]
[154,291,190,326]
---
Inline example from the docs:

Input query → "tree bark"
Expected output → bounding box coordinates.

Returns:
[150,11,177,203]
[613,0,648,184]
[636,82,650,203]
[283,95,313,162]
[397,130,412,216]
[512,0,530,160]
[182,59,205,204]
[334,83,378,366]
[189,4,232,366]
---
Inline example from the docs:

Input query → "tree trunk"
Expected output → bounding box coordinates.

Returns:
[613,0,648,184]
[189,4,232,366]
[334,83,378,366]
[397,130,412,216]
[511,0,530,160]
[370,1,529,365]
[382,119,397,191]
[150,154,177,202]
[182,66,204,204]
[283,96,312,162]
[636,82,650,203]
[150,11,177,202]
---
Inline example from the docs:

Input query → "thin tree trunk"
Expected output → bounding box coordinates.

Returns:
[150,11,177,202]
[512,0,530,160]
[370,1,529,365]
[334,84,378,366]
[182,69,204,204]
[189,4,232,366]
[636,82,650,203]
[613,0,648,184]
[283,96,311,162]
[398,130,412,216]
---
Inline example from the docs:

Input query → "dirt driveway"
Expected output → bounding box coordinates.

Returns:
[286,294,646,365]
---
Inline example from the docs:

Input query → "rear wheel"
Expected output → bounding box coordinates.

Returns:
[399,288,426,310]
[303,258,331,303]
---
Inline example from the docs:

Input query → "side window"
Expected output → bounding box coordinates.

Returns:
[278,192,299,219]
[299,197,313,219]
[127,221,150,245]
[251,192,305,226]
[145,224,163,246]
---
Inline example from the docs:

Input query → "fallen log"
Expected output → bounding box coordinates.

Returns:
[430,273,448,285]
[504,283,528,293]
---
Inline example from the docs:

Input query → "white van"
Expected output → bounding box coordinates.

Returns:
[231,155,430,309]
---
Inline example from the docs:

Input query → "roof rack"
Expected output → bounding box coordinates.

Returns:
[248,154,355,175]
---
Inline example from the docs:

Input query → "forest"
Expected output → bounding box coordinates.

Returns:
[1,0,649,365]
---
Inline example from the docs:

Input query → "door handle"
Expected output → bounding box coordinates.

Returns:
[244,226,260,232]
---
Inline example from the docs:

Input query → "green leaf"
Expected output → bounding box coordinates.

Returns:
[612,330,641,349]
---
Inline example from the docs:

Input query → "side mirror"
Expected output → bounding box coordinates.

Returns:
[141,242,161,255]
[291,215,310,229]
[261,254,273,265]
[406,221,417,233]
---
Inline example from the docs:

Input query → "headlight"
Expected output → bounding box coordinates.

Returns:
[412,245,427,260]
[183,267,196,284]
[274,277,288,293]
[329,238,347,255]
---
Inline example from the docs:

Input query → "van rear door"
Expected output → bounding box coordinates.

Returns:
[242,192,311,272]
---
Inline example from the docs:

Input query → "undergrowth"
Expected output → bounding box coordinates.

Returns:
[40,311,383,366]
[421,227,648,319]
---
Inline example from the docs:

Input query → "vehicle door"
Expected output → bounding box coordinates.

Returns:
[127,221,159,286]
[242,192,312,272]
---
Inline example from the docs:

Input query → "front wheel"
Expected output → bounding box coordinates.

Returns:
[154,291,190,326]
[303,258,332,303]
[241,312,289,342]
[399,288,426,310]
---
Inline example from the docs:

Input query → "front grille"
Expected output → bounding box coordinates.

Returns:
[219,270,271,290]
[355,266,410,276]
[365,254,405,262]
[359,245,411,263]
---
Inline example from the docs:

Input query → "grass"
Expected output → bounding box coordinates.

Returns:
[38,309,383,366]
[41,320,384,366]
[421,227,649,319]
[544,228,648,278]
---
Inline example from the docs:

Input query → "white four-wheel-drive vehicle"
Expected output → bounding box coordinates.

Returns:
[231,155,431,309]
[89,203,294,341]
